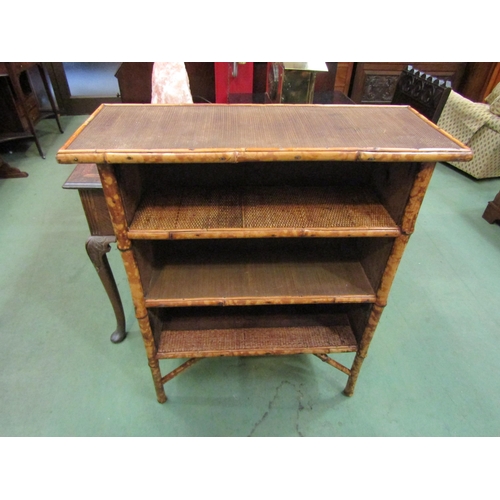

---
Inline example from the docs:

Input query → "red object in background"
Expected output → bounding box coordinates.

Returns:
[214,63,254,103]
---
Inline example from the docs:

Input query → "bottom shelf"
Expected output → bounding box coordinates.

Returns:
[151,306,359,359]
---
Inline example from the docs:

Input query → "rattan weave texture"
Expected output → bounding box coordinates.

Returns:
[130,186,397,234]
[156,312,357,357]
[64,104,467,153]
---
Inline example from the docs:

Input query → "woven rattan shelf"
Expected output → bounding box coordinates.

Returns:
[56,103,472,403]
[152,307,358,358]
[128,185,400,239]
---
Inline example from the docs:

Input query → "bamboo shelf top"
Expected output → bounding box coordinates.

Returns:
[128,185,401,239]
[154,308,358,358]
[56,104,472,164]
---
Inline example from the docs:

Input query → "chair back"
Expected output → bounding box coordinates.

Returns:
[391,65,452,123]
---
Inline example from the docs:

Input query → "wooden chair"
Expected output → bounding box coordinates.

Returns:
[391,65,452,123]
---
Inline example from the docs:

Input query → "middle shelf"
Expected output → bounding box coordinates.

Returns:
[137,239,391,307]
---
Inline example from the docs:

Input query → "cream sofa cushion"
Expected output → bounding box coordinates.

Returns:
[490,96,500,116]
[438,91,490,144]
[438,89,500,179]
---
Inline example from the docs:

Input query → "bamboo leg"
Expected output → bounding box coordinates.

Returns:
[344,165,436,396]
[343,353,366,397]
[138,315,167,403]
[344,304,385,397]
[97,163,167,403]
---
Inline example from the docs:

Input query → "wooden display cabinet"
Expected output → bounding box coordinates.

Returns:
[57,104,471,403]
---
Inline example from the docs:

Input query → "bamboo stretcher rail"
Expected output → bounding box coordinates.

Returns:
[314,354,352,376]
[160,358,200,385]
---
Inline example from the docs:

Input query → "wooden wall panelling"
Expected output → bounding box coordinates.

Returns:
[484,63,500,98]
[458,62,500,102]
[335,63,354,94]
[115,62,153,103]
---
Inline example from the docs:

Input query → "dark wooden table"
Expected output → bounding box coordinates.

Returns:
[63,163,126,343]
[62,92,355,344]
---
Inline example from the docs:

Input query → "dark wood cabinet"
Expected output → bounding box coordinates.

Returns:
[349,62,467,104]
[0,69,40,134]
[0,62,63,158]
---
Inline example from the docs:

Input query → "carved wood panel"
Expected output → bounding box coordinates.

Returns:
[362,74,400,104]
[349,63,467,104]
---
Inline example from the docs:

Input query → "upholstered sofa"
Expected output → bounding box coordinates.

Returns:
[437,83,500,179]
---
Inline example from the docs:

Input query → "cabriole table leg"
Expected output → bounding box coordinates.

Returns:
[85,235,127,343]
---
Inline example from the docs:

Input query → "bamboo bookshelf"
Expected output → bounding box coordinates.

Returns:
[57,103,471,403]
